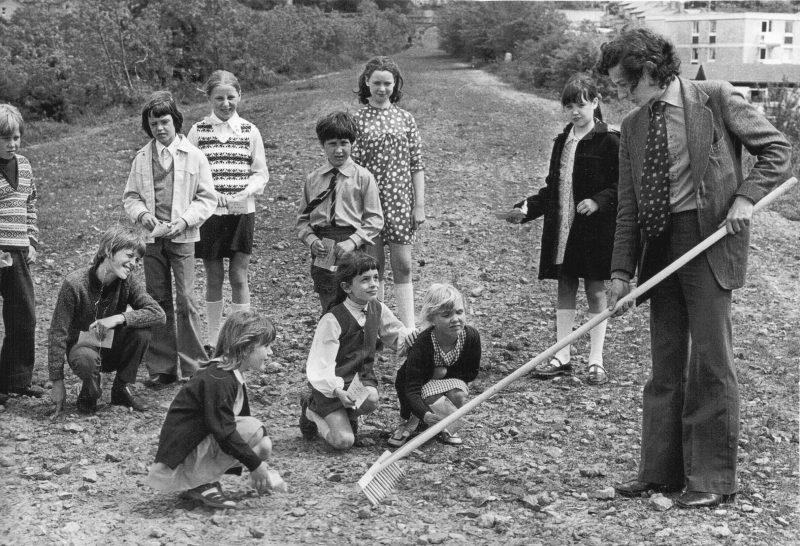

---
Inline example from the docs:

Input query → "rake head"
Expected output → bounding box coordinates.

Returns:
[358,450,403,506]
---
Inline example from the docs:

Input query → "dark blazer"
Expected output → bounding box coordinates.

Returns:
[517,120,619,280]
[154,362,262,472]
[395,325,481,420]
[612,78,792,289]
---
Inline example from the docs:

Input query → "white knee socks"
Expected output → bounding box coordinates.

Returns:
[587,311,608,366]
[305,407,332,443]
[555,308,576,364]
[206,300,224,346]
[394,283,415,329]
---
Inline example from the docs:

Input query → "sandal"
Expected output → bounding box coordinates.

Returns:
[532,357,572,378]
[587,363,609,385]
[180,482,237,510]
[438,430,463,446]
[387,423,415,448]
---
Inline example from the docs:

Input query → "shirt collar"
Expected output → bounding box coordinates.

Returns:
[155,134,182,156]
[344,296,368,316]
[327,157,356,178]
[206,112,243,133]
[233,369,245,385]
[657,77,683,109]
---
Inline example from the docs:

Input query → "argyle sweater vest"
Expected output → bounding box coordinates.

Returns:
[193,121,253,195]
[0,155,38,248]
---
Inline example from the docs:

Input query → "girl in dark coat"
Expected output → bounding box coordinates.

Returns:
[147,310,281,509]
[388,283,481,447]
[505,75,619,385]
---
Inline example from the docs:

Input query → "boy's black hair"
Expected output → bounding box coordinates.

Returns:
[315,111,358,144]
[326,251,379,312]
[140,90,184,138]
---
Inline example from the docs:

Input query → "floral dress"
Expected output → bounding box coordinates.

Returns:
[352,104,424,245]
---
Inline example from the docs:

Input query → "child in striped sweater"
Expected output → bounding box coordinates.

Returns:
[0,104,41,402]
[187,70,269,357]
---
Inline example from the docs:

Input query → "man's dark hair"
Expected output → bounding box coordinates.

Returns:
[597,27,681,90]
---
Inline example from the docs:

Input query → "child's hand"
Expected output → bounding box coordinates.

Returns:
[404,328,420,349]
[576,199,599,215]
[503,208,527,223]
[217,194,228,207]
[249,462,271,494]
[310,239,327,257]
[164,219,188,239]
[26,245,37,264]
[50,379,66,421]
[90,315,124,340]
[334,387,357,409]
[413,204,426,229]
[334,239,357,259]
[141,213,159,231]
[423,411,442,425]
[432,366,447,380]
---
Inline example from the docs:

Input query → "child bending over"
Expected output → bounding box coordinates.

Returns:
[389,283,481,447]
[147,310,280,510]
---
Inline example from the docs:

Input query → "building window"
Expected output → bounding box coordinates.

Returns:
[710,20,717,33]
[762,20,772,32]
[786,21,793,33]
[787,35,794,45]
[708,48,716,61]
[785,21,793,44]
[692,35,699,44]
[759,48,767,60]
[709,35,716,44]
[692,21,700,33]
[691,48,699,63]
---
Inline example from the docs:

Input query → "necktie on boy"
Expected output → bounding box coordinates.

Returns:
[328,168,339,226]
[160,147,173,171]
[639,101,671,240]
[301,168,339,219]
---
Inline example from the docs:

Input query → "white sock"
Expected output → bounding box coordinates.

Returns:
[587,312,608,366]
[306,407,331,443]
[206,299,224,346]
[555,308,576,364]
[394,283,415,329]
[230,302,250,314]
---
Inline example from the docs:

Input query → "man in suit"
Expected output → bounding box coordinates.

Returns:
[598,28,791,508]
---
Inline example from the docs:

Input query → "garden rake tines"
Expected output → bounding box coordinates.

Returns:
[358,176,798,506]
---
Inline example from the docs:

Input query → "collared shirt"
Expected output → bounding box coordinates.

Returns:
[295,158,384,248]
[233,369,245,415]
[305,297,409,397]
[155,137,180,171]
[187,112,269,215]
[656,78,696,213]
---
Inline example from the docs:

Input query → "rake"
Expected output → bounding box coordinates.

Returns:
[359,176,797,506]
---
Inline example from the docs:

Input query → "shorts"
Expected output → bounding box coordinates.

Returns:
[195,213,255,260]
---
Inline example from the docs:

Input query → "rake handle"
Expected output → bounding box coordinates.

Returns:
[375,176,797,472]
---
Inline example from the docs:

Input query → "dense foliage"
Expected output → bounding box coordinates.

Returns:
[0,0,411,121]
[436,2,611,96]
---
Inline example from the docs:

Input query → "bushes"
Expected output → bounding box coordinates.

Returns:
[0,0,411,121]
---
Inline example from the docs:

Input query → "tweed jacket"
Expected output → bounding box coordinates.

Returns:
[612,77,792,290]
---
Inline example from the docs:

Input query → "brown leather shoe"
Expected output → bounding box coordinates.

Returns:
[676,491,735,508]
[614,478,683,498]
[111,382,147,412]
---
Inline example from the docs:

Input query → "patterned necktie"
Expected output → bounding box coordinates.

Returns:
[640,101,671,240]
[301,168,339,218]
[328,168,339,226]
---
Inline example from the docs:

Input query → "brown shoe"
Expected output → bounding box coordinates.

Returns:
[111,382,147,412]
[676,491,735,508]
[614,478,683,498]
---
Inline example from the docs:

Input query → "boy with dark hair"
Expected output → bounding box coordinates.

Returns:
[123,91,216,388]
[296,111,383,312]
